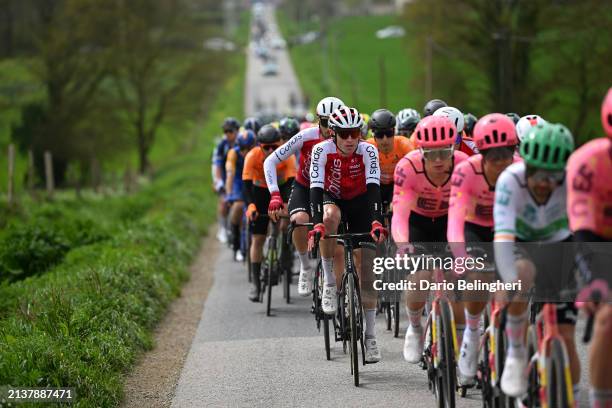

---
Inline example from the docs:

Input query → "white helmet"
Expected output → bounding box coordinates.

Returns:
[316,96,345,118]
[397,108,420,122]
[433,106,465,133]
[329,106,364,130]
[516,114,547,142]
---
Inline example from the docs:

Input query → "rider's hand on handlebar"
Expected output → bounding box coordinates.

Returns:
[396,243,415,257]
[370,221,387,243]
[576,279,610,315]
[307,223,326,252]
[267,191,283,222]
[246,203,258,222]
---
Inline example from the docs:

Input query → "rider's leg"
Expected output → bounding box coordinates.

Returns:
[229,201,244,255]
[217,195,228,242]
[291,211,313,296]
[320,204,340,314]
[248,233,266,301]
[403,268,430,363]
[590,305,612,407]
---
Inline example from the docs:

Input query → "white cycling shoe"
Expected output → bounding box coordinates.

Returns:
[234,251,244,262]
[297,266,312,297]
[217,227,228,244]
[500,353,528,397]
[457,336,479,386]
[403,325,424,363]
[365,336,381,363]
[322,283,337,315]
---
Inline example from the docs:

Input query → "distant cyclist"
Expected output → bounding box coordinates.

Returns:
[422,98,448,117]
[213,117,240,243]
[463,113,477,138]
[434,106,478,156]
[396,108,420,138]
[308,106,387,363]
[515,114,547,143]
[567,87,612,408]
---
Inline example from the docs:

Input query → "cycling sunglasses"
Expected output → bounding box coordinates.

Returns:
[373,129,394,139]
[319,117,329,128]
[421,146,454,161]
[335,128,362,140]
[223,128,237,134]
[526,167,565,184]
[261,144,280,151]
[482,146,515,162]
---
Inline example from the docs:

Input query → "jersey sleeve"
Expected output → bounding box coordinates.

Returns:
[226,149,237,174]
[242,151,254,181]
[567,151,598,235]
[493,169,519,282]
[213,140,225,166]
[309,142,328,225]
[264,131,306,193]
[447,162,472,257]
[391,158,416,243]
[362,143,381,185]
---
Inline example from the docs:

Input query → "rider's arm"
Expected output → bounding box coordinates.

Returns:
[362,143,383,224]
[309,142,328,225]
[225,149,237,194]
[391,157,414,243]
[264,130,306,193]
[242,151,254,205]
[567,150,600,238]
[447,162,471,247]
[213,141,225,184]
[493,170,518,283]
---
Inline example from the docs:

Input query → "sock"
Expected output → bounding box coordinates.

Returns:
[231,224,240,251]
[322,257,335,285]
[572,385,579,405]
[505,310,528,358]
[298,251,311,271]
[464,310,482,342]
[455,323,465,346]
[590,388,612,408]
[365,309,376,337]
[407,306,423,329]
[251,262,261,281]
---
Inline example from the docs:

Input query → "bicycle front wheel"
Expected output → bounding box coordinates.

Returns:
[348,274,360,387]
[545,338,573,408]
[439,299,457,408]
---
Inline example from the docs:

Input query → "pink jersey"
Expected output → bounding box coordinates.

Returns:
[567,137,612,239]
[448,154,522,242]
[392,149,468,243]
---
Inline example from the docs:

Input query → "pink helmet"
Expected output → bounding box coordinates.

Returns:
[602,87,612,138]
[414,115,456,148]
[473,113,518,150]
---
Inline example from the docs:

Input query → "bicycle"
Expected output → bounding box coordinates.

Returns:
[417,245,459,408]
[258,214,291,316]
[379,210,401,338]
[317,230,378,387]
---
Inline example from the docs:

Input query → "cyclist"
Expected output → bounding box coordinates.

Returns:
[213,117,240,243]
[244,117,262,135]
[493,122,578,398]
[391,115,469,363]
[434,106,479,156]
[264,97,345,297]
[279,117,300,142]
[225,130,256,261]
[515,114,547,142]
[243,125,296,302]
[423,98,448,117]
[566,87,612,408]
[463,113,477,138]
[506,112,521,125]
[366,109,414,206]
[447,113,520,385]
[396,108,421,138]
[308,106,387,363]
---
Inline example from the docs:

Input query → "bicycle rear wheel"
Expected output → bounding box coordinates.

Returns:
[439,299,457,408]
[246,222,252,283]
[266,262,274,316]
[347,274,360,387]
[545,338,573,408]
[524,325,539,408]
[393,301,400,338]
[479,310,494,408]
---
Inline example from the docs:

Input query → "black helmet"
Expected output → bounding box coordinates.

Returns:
[279,117,300,140]
[369,109,396,131]
[222,117,240,131]
[243,117,261,134]
[257,124,280,144]
[397,116,420,135]
[506,112,520,125]
[463,113,478,137]
[423,99,448,117]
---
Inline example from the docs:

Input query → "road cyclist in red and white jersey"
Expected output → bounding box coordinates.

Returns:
[567,87,612,408]
[307,106,388,363]
[264,96,345,297]
[447,113,521,385]
[391,115,469,363]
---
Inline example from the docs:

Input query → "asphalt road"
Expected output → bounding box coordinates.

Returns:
[171,4,592,407]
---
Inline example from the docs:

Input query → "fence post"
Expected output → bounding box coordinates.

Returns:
[7,144,15,204]
[44,151,54,197]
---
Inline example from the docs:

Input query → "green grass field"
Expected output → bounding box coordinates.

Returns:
[278,13,420,116]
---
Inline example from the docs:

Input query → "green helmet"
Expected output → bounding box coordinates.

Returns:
[519,123,574,171]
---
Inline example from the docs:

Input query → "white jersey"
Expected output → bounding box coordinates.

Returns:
[264,126,321,193]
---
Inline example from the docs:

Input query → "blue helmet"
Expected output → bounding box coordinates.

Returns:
[243,117,261,134]
[237,130,256,149]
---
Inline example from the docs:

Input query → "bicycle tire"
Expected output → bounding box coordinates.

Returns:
[385,302,392,331]
[439,299,457,408]
[523,325,539,408]
[394,301,400,338]
[494,314,514,408]
[479,310,494,408]
[284,262,291,304]
[545,338,572,408]
[348,274,360,387]
[323,314,331,360]
[266,263,274,316]
[246,223,252,283]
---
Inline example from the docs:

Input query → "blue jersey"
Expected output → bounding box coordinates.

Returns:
[213,137,235,181]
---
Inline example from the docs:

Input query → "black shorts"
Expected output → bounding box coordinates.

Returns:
[250,184,291,235]
[408,212,449,255]
[465,222,494,243]
[380,184,393,208]
[323,192,372,235]
[288,181,309,217]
